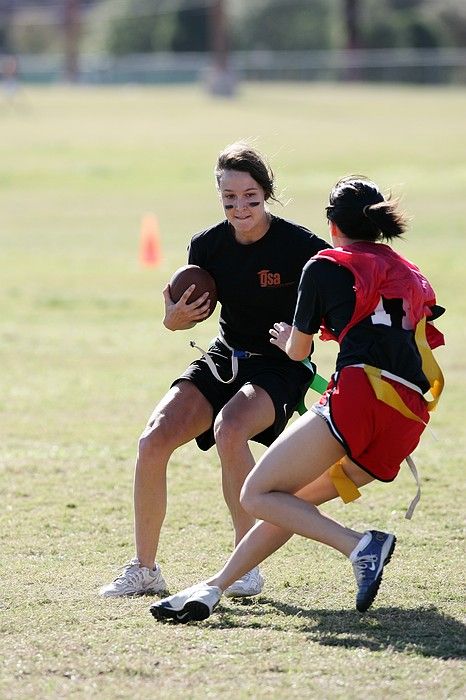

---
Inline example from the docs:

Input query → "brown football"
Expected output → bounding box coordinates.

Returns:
[168,264,218,319]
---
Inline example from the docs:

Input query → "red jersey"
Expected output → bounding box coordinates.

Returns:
[314,242,444,350]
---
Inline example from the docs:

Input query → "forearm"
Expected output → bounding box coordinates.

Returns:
[285,327,314,361]
[270,322,313,361]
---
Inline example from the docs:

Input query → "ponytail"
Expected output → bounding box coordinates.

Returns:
[362,198,408,241]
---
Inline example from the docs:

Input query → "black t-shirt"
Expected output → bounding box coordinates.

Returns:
[293,258,430,392]
[188,215,330,358]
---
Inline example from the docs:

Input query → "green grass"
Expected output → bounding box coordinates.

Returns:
[1,83,465,699]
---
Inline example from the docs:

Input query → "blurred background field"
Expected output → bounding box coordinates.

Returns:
[1,81,465,699]
[1,0,465,86]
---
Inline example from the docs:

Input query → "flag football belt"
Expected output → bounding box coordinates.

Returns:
[189,336,263,384]
[189,337,328,399]
[329,317,444,519]
[295,356,329,415]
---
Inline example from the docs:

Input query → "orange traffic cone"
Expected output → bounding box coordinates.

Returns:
[140,213,162,267]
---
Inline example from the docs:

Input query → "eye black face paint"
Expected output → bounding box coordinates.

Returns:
[223,201,261,210]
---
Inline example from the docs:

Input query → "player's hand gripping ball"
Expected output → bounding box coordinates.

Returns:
[168,264,217,319]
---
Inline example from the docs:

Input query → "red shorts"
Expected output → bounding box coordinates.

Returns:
[312,366,429,482]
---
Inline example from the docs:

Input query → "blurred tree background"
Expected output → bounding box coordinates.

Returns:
[0,0,464,56]
[0,1,464,85]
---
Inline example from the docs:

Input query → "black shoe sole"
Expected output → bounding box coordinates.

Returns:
[356,536,397,613]
[150,600,211,624]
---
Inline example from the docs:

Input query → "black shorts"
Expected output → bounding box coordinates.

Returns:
[172,338,315,451]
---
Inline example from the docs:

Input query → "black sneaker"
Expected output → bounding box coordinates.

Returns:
[350,530,396,613]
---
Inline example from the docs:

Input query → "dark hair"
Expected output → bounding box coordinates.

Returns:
[215,141,279,203]
[326,175,408,242]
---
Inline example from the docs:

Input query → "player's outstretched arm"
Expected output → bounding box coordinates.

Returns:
[270,322,314,361]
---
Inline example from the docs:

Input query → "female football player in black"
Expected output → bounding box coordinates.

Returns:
[100,142,329,598]
[150,175,444,622]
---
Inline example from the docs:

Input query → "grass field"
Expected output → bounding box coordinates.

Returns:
[1,83,465,699]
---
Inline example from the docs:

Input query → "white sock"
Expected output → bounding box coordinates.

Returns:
[349,531,372,562]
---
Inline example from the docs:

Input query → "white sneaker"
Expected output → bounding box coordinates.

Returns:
[99,558,168,598]
[224,567,264,598]
[150,582,222,624]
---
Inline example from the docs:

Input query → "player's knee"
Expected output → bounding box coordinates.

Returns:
[137,432,159,468]
[214,414,246,456]
[137,417,175,465]
[239,478,262,517]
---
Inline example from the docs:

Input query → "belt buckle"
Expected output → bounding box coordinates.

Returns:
[233,349,251,359]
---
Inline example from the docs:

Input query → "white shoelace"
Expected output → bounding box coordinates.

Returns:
[114,561,147,587]
[353,554,378,583]
[241,571,257,584]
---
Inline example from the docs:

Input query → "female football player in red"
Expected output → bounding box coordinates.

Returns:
[150,175,444,622]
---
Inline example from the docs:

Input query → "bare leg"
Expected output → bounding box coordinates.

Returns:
[239,414,361,554]
[214,384,275,545]
[134,381,213,568]
[206,416,374,590]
